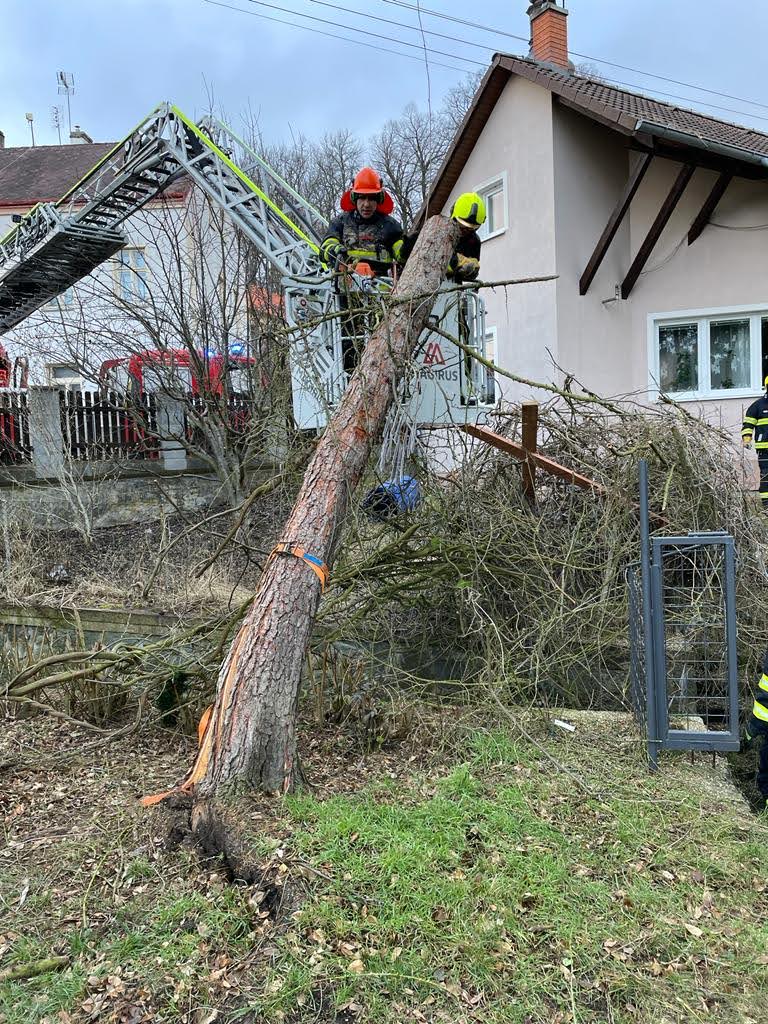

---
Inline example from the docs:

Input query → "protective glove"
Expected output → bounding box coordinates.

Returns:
[324,242,348,270]
[450,253,481,282]
[742,436,754,450]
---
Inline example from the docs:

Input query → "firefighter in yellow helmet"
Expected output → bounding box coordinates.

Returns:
[401,191,486,281]
[448,192,485,281]
[741,374,768,511]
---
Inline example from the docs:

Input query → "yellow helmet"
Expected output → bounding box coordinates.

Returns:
[450,192,486,229]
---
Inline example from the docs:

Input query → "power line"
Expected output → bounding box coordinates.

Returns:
[229,0,484,67]
[293,0,768,124]
[204,0,768,127]
[297,0,499,54]
[201,0,471,73]
[415,0,434,121]
[375,0,768,116]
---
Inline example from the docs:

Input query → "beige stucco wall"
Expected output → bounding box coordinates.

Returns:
[442,76,559,401]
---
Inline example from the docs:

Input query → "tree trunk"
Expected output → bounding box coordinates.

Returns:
[185,216,458,801]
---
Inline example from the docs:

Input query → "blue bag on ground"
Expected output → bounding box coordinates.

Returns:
[361,475,421,519]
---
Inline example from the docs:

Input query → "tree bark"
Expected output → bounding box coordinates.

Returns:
[186,215,459,799]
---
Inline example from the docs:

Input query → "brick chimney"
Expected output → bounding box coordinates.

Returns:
[528,1,570,69]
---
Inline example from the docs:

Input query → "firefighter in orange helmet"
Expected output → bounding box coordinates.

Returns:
[320,167,404,279]
[320,168,404,373]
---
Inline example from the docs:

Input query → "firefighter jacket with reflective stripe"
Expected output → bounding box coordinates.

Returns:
[321,210,404,277]
[742,394,768,449]
[750,649,768,730]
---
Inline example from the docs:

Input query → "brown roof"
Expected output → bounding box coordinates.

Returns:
[0,142,118,207]
[424,54,768,219]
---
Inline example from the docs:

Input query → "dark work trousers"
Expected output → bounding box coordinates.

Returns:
[338,287,383,375]
[759,736,768,800]
[339,292,366,375]
[759,453,768,510]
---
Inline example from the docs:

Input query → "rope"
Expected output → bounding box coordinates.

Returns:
[378,375,420,482]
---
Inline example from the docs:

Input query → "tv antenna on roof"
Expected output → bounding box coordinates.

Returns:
[51,105,64,144]
[56,70,74,134]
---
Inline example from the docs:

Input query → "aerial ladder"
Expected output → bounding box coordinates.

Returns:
[0,102,493,429]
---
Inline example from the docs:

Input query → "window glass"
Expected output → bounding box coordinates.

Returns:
[658,322,698,393]
[51,364,78,380]
[483,332,496,403]
[709,319,750,390]
[116,248,148,301]
[46,287,74,309]
[50,364,80,383]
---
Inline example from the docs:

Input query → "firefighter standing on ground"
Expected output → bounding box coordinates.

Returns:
[320,167,404,374]
[741,378,768,510]
[745,651,768,810]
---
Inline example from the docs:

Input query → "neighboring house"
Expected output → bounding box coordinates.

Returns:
[421,0,768,465]
[0,133,248,388]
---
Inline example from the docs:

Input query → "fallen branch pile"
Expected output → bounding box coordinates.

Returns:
[324,396,768,708]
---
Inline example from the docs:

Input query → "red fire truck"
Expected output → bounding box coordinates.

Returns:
[98,347,254,397]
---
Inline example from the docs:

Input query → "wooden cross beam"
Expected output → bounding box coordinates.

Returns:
[463,422,605,494]
[687,171,732,245]
[579,152,653,296]
[621,163,696,299]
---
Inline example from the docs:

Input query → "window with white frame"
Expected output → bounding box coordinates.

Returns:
[649,306,768,399]
[114,247,149,301]
[48,364,83,388]
[483,327,497,404]
[475,174,507,241]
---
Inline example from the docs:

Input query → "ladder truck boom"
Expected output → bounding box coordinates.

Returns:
[0,103,326,334]
[0,102,496,429]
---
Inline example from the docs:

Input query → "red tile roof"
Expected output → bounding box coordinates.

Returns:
[422,54,768,221]
[503,55,768,156]
[0,140,192,208]
[0,142,118,207]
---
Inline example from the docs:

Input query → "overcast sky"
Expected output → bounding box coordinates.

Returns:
[1,0,767,150]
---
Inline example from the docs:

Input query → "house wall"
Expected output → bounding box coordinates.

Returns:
[443,76,559,400]
[486,87,768,485]
[550,102,768,422]
[626,158,768,466]
[551,104,633,391]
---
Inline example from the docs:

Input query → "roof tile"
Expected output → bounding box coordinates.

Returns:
[0,142,117,206]
[499,55,768,157]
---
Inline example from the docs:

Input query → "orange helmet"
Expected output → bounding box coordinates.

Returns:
[351,167,384,200]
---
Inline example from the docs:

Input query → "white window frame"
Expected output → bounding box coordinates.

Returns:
[483,325,498,403]
[647,302,768,401]
[474,172,508,242]
[47,363,83,388]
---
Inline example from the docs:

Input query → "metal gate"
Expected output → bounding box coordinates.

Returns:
[627,460,739,768]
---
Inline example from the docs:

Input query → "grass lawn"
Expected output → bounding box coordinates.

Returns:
[1,710,766,1023]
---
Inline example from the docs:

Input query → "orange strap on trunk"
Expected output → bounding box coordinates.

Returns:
[140,630,247,807]
[271,542,330,592]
